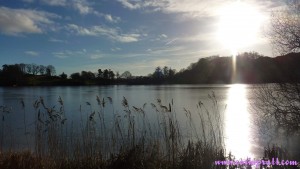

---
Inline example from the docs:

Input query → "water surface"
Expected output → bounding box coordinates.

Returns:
[0,85,297,159]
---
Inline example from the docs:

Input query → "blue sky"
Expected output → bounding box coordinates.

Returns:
[0,0,284,76]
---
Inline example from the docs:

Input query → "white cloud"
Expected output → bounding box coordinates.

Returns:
[38,0,96,16]
[53,49,86,58]
[111,47,122,52]
[117,0,224,19]
[25,51,39,56]
[53,52,68,59]
[90,51,105,59]
[104,14,114,22]
[107,45,194,59]
[0,6,58,35]
[94,13,122,23]
[73,1,91,14]
[104,14,121,23]
[118,0,283,19]
[53,49,107,60]
[153,33,168,41]
[49,38,66,43]
[70,0,123,23]
[26,0,122,22]
[165,38,177,45]
[160,34,167,38]
[90,55,103,59]
[145,46,186,55]
[115,33,140,43]
[179,32,216,43]
[41,0,67,6]
[67,24,140,43]
[71,0,103,16]
[117,0,142,10]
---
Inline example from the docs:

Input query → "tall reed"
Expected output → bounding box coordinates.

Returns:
[0,94,229,169]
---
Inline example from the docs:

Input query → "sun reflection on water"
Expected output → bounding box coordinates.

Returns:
[225,84,253,159]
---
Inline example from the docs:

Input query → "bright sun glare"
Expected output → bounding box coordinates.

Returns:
[226,84,253,159]
[217,1,264,53]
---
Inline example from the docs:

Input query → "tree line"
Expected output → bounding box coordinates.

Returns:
[0,51,299,86]
[175,52,300,84]
[0,64,56,86]
[2,63,56,76]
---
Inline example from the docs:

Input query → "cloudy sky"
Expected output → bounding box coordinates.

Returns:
[0,0,284,76]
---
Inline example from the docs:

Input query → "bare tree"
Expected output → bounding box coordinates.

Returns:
[256,0,300,135]
[26,64,32,74]
[18,63,26,73]
[268,0,300,55]
[31,64,39,75]
[254,83,300,135]
[39,65,46,75]
[46,65,56,76]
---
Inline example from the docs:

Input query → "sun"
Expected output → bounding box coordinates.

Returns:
[217,1,264,53]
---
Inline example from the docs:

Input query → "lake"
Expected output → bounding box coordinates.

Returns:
[0,84,298,159]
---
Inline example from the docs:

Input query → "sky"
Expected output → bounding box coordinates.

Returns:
[0,0,285,76]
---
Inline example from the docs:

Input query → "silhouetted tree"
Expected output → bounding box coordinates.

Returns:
[59,72,67,79]
[39,65,46,75]
[116,71,120,79]
[103,69,109,79]
[256,0,300,135]
[81,71,95,80]
[163,66,169,77]
[0,64,25,85]
[70,72,81,80]
[237,51,264,59]
[168,68,176,77]
[31,64,39,75]
[26,64,32,74]
[46,65,56,76]
[255,83,300,135]
[153,67,163,79]
[108,69,115,79]
[120,71,132,79]
[97,69,103,78]
[19,63,26,73]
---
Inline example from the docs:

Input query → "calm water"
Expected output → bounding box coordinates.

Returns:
[0,84,298,159]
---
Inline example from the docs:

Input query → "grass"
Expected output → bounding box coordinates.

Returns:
[0,94,297,169]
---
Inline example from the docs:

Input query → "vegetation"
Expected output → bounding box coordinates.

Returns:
[254,83,300,135]
[0,95,233,169]
[0,52,300,86]
[254,0,300,138]
[268,0,300,55]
